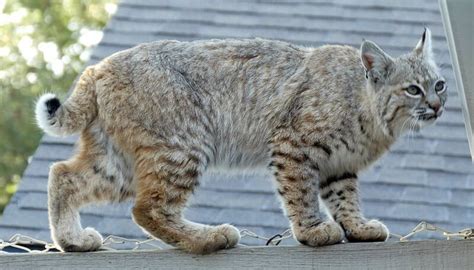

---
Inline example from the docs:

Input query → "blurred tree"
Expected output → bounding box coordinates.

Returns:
[0,0,116,213]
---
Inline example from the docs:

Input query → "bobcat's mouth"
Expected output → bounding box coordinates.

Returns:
[418,114,437,121]
[410,113,437,130]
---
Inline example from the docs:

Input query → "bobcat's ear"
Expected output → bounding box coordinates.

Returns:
[414,27,433,58]
[360,40,394,81]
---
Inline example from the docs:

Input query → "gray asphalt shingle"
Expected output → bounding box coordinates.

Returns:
[1,0,472,247]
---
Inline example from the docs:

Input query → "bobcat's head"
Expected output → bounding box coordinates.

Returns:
[360,28,447,136]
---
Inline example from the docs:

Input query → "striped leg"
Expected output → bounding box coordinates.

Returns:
[319,173,389,242]
[48,161,106,252]
[270,139,344,247]
[132,146,240,254]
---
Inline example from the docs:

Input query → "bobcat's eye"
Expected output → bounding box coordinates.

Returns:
[405,85,423,97]
[435,80,446,94]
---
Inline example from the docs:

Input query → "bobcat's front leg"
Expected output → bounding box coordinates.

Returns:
[320,173,389,242]
[270,135,344,247]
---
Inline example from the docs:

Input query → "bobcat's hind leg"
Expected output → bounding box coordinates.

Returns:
[132,146,240,254]
[48,158,133,252]
[270,135,344,247]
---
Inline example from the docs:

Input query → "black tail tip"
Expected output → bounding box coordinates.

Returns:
[45,97,61,116]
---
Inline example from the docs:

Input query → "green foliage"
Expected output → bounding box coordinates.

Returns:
[0,0,116,213]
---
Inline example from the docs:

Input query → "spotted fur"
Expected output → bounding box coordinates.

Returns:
[36,29,446,253]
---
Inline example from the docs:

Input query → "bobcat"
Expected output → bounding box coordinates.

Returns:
[36,28,446,253]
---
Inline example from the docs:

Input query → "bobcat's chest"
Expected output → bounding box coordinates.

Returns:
[324,134,390,176]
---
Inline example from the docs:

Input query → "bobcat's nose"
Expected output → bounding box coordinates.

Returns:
[428,101,442,117]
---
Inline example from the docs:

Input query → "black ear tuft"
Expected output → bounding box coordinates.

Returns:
[421,27,427,44]
[414,27,433,57]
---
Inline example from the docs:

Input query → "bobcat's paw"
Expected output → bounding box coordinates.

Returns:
[184,224,240,254]
[295,220,344,247]
[54,227,103,252]
[344,219,389,242]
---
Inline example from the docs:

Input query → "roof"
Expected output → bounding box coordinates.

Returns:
[1,0,473,246]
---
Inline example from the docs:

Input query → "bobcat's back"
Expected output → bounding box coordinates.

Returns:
[96,39,309,168]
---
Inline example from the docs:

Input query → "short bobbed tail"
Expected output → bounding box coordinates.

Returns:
[35,66,97,137]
